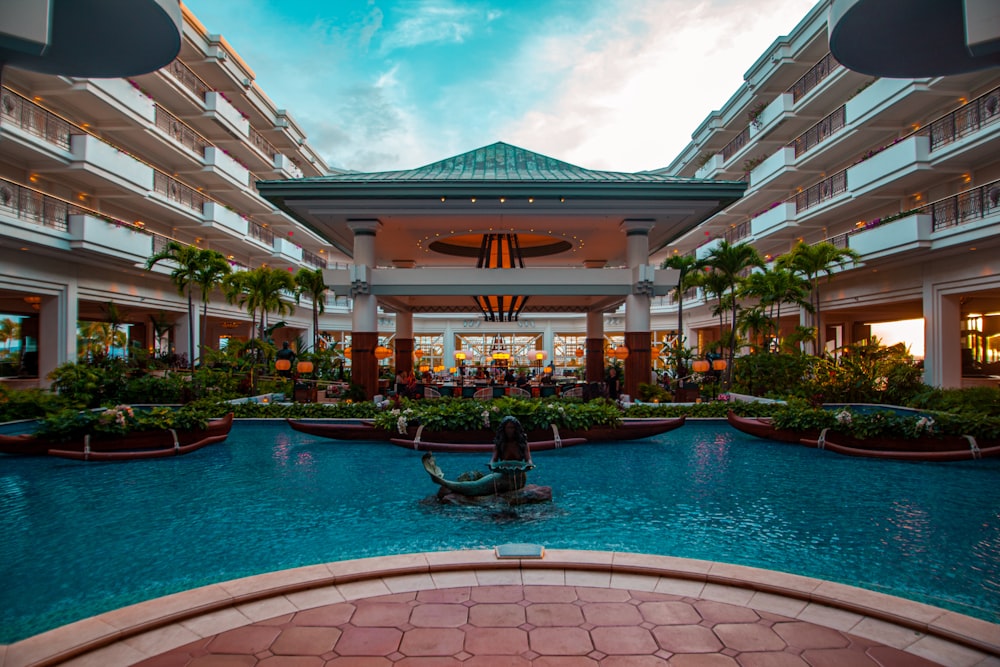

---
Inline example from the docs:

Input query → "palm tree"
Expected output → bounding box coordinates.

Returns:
[777,242,860,353]
[659,253,700,377]
[224,266,295,342]
[701,241,764,373]
[145,241,204,368]
[0,317,20,359]
[739,266,812,347]
[192,249,231,360]
[689,268,731,357]
[294,267,329,352]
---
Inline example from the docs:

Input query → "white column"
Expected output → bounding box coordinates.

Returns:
[923,284,962,388]
[38,282,78,386]
[542,321,554,358]
[348,220,381,333]
[621,220,654,332]
[586,311,604,339]
[443,321,455,366]
[173,310,200,365]
[396,311,413,339]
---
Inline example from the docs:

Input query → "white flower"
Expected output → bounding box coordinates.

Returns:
[836,410,852,425]
[396,415,407,434]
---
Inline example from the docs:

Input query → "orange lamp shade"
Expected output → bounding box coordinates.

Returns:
[454,350,467,361]
[614,346,630,360]
[534,351,547,361]
[575,347,584,357]
[343,347,352,360]
[419,363,430,372]
[374,345,393,360]
[712,359,727,371]
[275,359,292,372]
[413,349,424,360]
[544,365,553,374]
[692,360,710,373]
[296,360,314,374]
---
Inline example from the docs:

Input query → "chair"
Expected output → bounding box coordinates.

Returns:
[561,385,583,399]
[474,387,494,399]
[505,386,530,398]
[424,386,441,399]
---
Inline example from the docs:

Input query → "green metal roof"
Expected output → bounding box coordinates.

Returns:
[285,142,707,184]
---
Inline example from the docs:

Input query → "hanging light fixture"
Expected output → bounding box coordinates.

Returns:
[490,334,511,360]
[475,233,528,322]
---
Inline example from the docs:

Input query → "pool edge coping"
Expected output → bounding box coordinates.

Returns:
[1,549,997,667]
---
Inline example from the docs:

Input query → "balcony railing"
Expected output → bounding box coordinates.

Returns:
[724,220,750,244]
[153,171,207,213]
[249,126,278,159]
[824,233,851,249]
[795,171,847,213]
[154,105,208,156]
[302,249,327,269]
[787,52,841,103]
[0,178,83,232]
[924,85,1000,151]
[928,180,1000,231]
[791,105,846,157]
[249,221,274,245]
[0,87,73,150]
[721,126,750,163]
[166,59,210,100]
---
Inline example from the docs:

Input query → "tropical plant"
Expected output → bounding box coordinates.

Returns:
[777,242,860,352]
[224,266,296,341]
[78,321,127,359]
[294,267,329,352]
[701,241,764,380]
[192,249,231,360]
[659,253,700,377]
[738,266,812,347]
[145,241,204,368]
[149,311,173,357]
[0,317,21,358]
[688,266,731,356]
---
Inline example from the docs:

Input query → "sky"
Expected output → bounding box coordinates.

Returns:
[182,0,820,174]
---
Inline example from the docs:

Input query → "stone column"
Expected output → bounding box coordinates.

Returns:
[37,282,78,386]
[542,321,554,371]
[348,220,381,398]
[174,310,200,368]
[923,285,962,388]
[394,310,413,377]
[621,219,654,400]
[585,310,605,383]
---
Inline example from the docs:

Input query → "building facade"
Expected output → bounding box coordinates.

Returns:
[2,0,998,391]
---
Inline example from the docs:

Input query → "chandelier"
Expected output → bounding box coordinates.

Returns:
[490,334,511,360]
[475,233,527,322]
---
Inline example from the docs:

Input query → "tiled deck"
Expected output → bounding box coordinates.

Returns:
[3,551,998,667]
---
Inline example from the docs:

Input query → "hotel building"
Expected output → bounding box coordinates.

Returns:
[1,0,998,393]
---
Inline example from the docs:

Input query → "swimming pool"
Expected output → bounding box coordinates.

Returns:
[1,419,998,643]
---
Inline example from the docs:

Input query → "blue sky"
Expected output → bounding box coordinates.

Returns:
[182,0,818,173]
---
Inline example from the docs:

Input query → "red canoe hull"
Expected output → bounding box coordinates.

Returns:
[387,437,588,453]
[288,417,685,444]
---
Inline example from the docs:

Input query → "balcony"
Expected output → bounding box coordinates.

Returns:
[795,171,848,214]
[202,201,249,237]
[846,78,931,127]
[273,153,303,179]
[68,214,153,264]
[69,77,155,126]
[748,146,797,190]
[929,181,1000,233]
[203,146,250,187]
[846,134,931,197]
[246,221,275,251]
[69,133,154,192]
[695,237,724,261]
[302,248,327,270]
[849,213,932,260]
[750,202,798,239]
[787,52,841,103]
[271,236,303,265]
[721,127,750,164]
[152,171,207,216]
[1,88,73,164]
[0,178,80,234]
[790,106,846,158]
[154,105,208,158]
[694,153,724,179]
[204,91,249,139]
[749,93,793,139]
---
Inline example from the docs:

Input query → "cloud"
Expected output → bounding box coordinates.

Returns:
[377,0,482,52]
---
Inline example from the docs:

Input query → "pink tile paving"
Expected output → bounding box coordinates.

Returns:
[130,585,951,666]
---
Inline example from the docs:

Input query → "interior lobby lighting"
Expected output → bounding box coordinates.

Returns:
[474,232,528,322]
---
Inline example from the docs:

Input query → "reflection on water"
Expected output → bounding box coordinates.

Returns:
[0,420,998,643]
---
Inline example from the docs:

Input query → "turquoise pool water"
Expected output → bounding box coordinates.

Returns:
[1,419,998,643]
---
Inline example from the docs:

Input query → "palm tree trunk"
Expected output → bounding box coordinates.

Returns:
[313,301,320,351]
[187,290,195,369]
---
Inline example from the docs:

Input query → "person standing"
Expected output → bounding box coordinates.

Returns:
[607,366,621,400]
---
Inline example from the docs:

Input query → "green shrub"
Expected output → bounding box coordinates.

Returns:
[731,351,813,398]
[0,385,68,422]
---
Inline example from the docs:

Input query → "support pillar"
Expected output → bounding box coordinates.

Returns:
[394,311,413,377]
[585,310,605,383]
[37,282,77,386]
[621,220,654,400]
[923,285,962,388]
[174,310,200,368]
[349,220,381,398]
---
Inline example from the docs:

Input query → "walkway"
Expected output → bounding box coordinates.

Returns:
[3,551,998,666]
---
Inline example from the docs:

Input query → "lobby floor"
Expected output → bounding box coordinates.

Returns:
[4,551,998,667]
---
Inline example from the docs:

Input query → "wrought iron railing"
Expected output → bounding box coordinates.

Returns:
[824,232,851,249]
[154,105,208,156]
[721,126,750,163]
[302,249,327,269]
[0,178,82,232]
[724,220,750,244]
[794,171,847,213]
[787,52,841,103]
[153,171,207,213]
[249,221,274,245]
[923,85,1000,151]
[0,87,73,150]
[928,180,1000,231]
[249,126,278,160]
[166,59,210,100]
[791,105,846,157]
